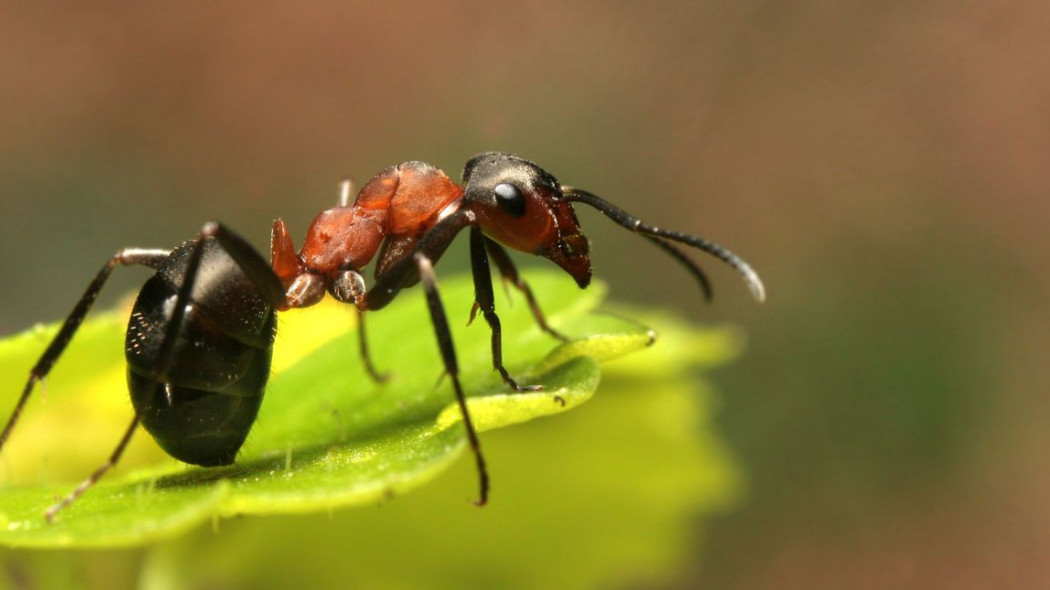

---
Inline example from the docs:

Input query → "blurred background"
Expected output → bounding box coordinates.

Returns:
[1,1,1048,587]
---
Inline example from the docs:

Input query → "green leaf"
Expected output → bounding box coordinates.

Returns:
[0,271,661,548]
[141,323,744,590]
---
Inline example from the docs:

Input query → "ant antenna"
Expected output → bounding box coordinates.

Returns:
[642,235,713,302]
[562,188,766,302]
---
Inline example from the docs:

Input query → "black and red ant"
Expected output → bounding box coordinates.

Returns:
[0,152,764,520]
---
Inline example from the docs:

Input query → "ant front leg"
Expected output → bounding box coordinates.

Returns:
[469,228,542,393]
[482,237,570,343]
[359,211,489,502]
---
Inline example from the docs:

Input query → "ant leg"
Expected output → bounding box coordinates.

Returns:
[356,308,389,383]
[45,415,140,522]
[338,178,355,207]
[0,248,169,455]
[52,223,277,518]
[414,251,489,506]
[46,230,217,520]
[482,237,569,342]
[363,209,474,312]
[201,222,286,308]
[147,222,282,385]
[469,228,541,393]
[330,269,388,383]
[147,227,213,383]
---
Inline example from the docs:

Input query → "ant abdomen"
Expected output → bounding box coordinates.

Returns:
[125,238,277,466]
[127,375,268,466]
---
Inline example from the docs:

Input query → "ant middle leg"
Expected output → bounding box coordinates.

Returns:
[355,307,388,383]
[46,225,224,520]
[329,269,389,383]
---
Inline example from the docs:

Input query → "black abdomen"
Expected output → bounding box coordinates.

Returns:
[125,238,277,466]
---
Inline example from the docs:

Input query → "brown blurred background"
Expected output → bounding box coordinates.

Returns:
[1,2,1048,587]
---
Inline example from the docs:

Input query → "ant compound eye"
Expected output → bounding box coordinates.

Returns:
[494,183,526,217]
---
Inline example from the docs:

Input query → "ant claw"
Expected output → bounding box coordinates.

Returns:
[498,370,542,393]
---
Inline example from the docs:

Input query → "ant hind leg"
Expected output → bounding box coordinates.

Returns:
[0,247,169,456]
[42,222,282,520]
[46,229,221,520]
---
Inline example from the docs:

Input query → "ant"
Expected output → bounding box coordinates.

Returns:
[0,152,765,521]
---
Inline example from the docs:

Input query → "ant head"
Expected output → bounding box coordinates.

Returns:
[462,152,592,287]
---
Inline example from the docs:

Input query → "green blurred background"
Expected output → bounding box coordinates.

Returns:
[1,2,1047,588]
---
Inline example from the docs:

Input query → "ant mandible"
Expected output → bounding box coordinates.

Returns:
[0,152,765,520]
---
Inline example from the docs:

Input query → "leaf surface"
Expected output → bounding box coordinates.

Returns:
[0,271,655,547]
